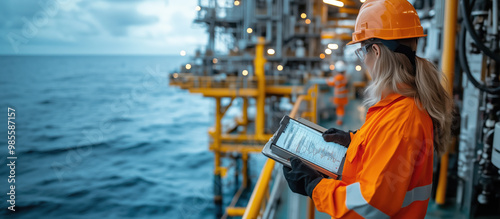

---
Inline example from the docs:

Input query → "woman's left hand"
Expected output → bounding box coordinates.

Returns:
[282,157,324,198]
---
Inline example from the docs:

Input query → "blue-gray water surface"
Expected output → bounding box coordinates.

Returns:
[0,56,264,219]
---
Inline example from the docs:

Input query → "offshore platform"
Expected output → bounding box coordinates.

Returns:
[169,0,500,218]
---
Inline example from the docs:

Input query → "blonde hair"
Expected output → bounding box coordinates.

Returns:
[363,41,453,155]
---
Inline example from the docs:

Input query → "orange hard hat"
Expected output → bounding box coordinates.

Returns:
[347,0,426,45]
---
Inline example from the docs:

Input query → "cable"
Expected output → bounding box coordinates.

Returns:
[460,0,500,63]
[459,20,500,93]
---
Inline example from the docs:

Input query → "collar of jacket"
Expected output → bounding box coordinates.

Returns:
[367,93,407,114]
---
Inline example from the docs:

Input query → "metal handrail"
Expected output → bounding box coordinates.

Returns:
[170,74,288,89]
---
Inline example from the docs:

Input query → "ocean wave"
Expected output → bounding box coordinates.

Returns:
[38,99,53,105]
[97,175,156,189]
[107,117,134,123]
[23,142,108,156]
[33,134,64,142]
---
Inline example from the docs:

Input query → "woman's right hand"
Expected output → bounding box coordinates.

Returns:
[322,128,354,147]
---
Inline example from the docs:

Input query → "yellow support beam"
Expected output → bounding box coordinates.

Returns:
[311,85,318,123]
[265,86,304,95]
[210,144,265,154]
[214,97,222,173]
[436,0,458,205]
[339,7,359,15]
[214,97,223,216]
[307,199,315,219]
[220,97,235,118]
[242,97,248,131]
[255,37,267,139]
[321,33,353,40]
[220,134,273,142]
[189,88,259,97]
[226,207,247,216]
[290,95,305,117]
[340,0,357,7]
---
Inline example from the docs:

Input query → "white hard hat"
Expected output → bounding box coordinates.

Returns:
[335,60,346,72]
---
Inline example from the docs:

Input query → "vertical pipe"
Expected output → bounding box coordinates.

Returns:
[312,85,318,123]
[266,0,273,42]
[277,0,283,57]
[255,37,267,139]
[435,0,458,205]
[492,0,499,51]
[234,154,240,195]
[242,152,249,188]
[207,0,216,75]
[214,97,223,218]
[243,0,249,42]
[307,199,315,219]
[242,97,248,133]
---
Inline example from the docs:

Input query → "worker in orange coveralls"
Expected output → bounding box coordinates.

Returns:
[326,60,349,126]
[282,0,453,218]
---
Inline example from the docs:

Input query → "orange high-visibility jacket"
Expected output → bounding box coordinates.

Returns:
[312,93,434,218]
[326,74,348,105]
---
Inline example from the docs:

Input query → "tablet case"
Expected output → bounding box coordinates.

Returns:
[262,115,346,179]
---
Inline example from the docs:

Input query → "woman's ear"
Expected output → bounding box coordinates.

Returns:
[372,44,381,58]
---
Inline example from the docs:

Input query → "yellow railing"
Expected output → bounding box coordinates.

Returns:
[242,85,318,219]
[170,73,287,90]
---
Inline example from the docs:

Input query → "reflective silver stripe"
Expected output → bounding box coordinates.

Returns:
[346,183,390,219]
[336,87,347,92]
[335,94,348,98]
[401,184,432,208]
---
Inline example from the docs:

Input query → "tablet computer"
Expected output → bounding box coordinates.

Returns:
[262,115,347,179]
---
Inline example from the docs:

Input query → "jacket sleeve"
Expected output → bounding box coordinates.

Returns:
[326,78,335,86]
[312,132,418,218]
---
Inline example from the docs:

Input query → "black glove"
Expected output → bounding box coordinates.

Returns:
[282,157,323,198]
[322,128,356,147]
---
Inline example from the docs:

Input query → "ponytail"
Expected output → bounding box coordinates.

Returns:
[414,57,453,155]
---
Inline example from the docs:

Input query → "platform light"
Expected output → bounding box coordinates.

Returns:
[328,43,339,50]
[320,53,326,59]
[234,0,240,6]
[325,48,332,55]
[355,65,362,71]
[247,28,253,34]
[212,58,218,64]
[242,69,249,76]
[323,0,344,7]
[185,64,192,70]
[330,65,335,70]
[301,13,307,19]
[267,48,275,55]
[277,65,283,71]
[195,6,201,11]
[360,0,366,3]
[173,73,179,78]
[180,50,186,56]
[305,19,311,24]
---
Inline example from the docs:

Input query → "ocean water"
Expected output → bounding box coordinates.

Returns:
[0,56,260,218]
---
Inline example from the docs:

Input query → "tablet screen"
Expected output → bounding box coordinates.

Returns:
[275,119,347,173]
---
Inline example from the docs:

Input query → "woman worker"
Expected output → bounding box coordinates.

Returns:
[282,0,453,218]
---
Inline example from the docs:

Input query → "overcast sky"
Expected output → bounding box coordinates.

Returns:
[0,0,207,55]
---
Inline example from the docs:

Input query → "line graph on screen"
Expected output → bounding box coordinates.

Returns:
[278,119,347,172]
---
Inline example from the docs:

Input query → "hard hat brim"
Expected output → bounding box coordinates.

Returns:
[347,33,427,45]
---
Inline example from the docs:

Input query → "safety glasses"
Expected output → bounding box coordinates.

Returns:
[354,43,378,61]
